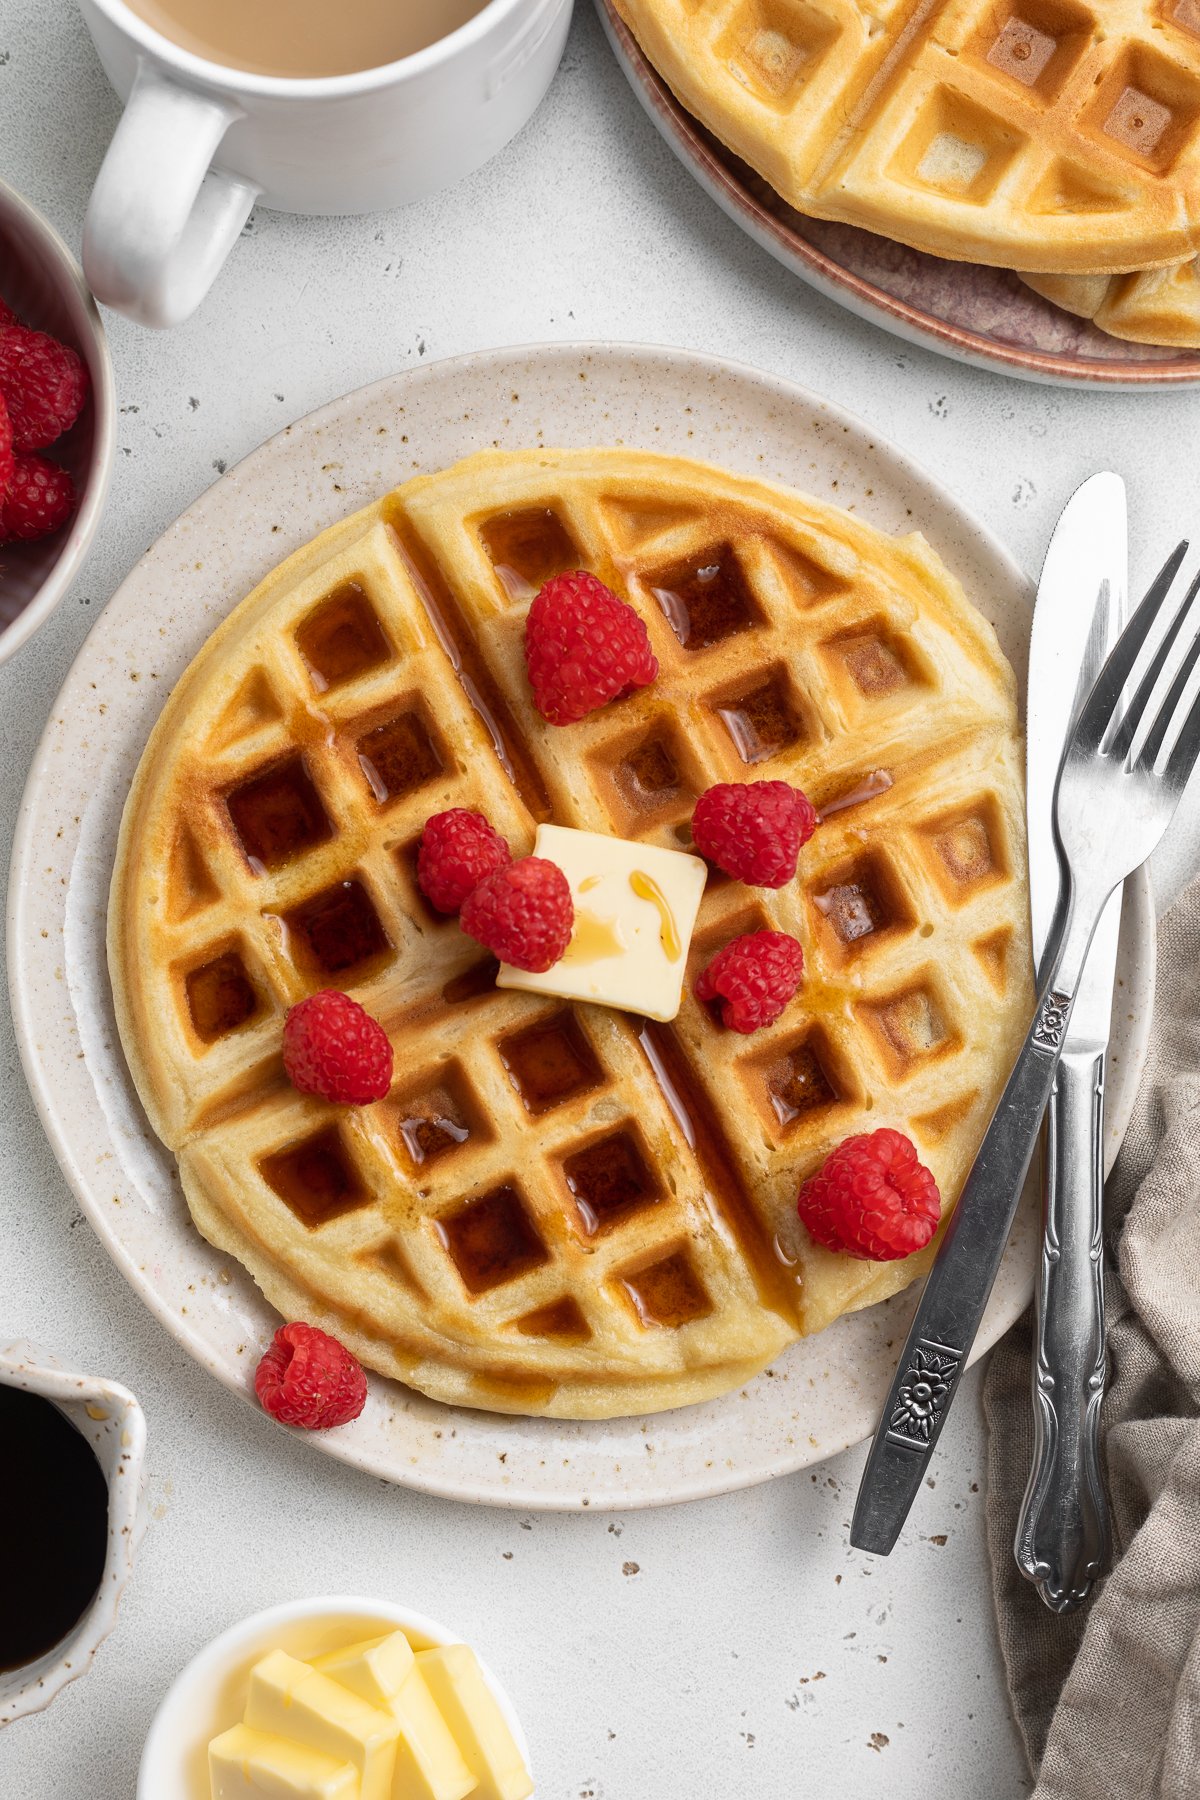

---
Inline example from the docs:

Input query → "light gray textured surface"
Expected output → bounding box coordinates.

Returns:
[1,0,1197,1794]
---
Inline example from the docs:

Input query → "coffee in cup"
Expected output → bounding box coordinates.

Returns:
[124,0,488,78]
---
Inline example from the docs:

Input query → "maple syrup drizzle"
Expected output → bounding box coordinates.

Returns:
[629,870,682,960]
[816,768,894,821]
[387,520,551,820]
[635,1022,799,1323]
[562,909,625,966]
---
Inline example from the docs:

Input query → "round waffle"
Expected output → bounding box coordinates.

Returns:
[109,448,1032,1419]
[612,0,1200,273]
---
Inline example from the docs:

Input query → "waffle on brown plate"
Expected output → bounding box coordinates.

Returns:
[109,448,1032,1419]
[612,0,1200,344]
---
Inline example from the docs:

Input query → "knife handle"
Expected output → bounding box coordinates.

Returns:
[850,972,1076,1556]
[1014,1045,1110,1612]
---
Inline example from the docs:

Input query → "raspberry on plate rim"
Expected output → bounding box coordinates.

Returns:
[254,1321,368,1430]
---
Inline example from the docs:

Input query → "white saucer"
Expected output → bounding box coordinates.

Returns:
[7,342,1155,1510]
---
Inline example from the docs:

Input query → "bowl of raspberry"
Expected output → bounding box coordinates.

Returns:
[0,178,115,665]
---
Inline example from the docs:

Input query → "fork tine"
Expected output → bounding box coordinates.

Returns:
[1073,541,1189,752]
[1110,566,1200,761]
[1159,680,1200,795]
[1154,620,1200,790]
[1139,583,1200,767]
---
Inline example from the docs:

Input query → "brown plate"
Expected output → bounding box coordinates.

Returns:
[597,0,1200,388]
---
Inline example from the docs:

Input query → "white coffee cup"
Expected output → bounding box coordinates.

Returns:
[78,0,573,328]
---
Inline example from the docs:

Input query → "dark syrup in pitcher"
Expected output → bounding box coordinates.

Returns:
[0,1386,109,1670]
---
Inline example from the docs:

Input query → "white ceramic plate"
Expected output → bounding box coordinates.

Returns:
[8,343,1155,1509]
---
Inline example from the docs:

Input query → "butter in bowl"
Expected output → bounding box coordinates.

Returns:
[137,1596,534,1800]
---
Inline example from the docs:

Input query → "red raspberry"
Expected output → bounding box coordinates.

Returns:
[0,392,12,499]
[0,325,88,450]
[460,856,573,972]
[282,989,393,1105]
[417,808,511,914]
[0,453,75,542]
[798,1129,940,1261]
[254,1321,367,1430]
[694,929,804,1032]
[691,781,817,888]
[524,571,658,725]
[0,298,17,327]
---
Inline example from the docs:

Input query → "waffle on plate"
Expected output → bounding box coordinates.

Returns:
[109,448,1033,1419]
[612,0,1200,341]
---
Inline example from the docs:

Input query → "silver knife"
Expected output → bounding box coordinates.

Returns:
[850,477,1125,1557]
[1014,472,1127,1610]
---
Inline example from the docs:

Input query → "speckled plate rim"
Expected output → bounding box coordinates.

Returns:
[596,0,1200,391]
[8,341,1155,1509]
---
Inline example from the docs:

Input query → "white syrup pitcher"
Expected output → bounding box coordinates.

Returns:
[0,1338,147,1726]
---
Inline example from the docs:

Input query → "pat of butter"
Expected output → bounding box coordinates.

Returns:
[497,824,707,1022]
[208,1724,358,1799]
[311,1633,416,1711]
[415,1645,533,1800]
[312,1635,473,1800]
[245,1651,398,1800]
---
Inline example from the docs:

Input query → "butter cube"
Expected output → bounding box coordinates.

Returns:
[245,1651,399,1800]
[209,1723,358,1799]
[415,1645,533,1800]
[313,1634,473,1800]
[313,1634,416,1710]
[497,824,706,1022]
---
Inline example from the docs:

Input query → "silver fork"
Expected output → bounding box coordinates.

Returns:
[852,542,1200,1555]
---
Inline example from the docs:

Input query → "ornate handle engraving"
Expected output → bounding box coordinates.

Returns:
[1016,1046,1111,1611]
[1031,990,1073,1056]
[885,1339,963,1451]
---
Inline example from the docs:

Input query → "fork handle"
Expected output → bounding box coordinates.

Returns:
[1014,1045,1110,1611]
[851,979,1076,1554]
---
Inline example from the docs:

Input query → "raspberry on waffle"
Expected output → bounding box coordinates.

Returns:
[109,447,1032,1419]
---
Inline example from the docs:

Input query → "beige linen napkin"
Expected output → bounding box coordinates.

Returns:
[984,874,1200,1799]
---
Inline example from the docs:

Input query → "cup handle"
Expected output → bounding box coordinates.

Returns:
[83,63,260,329]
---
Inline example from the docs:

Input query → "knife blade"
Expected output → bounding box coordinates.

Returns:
[1015,472,1127,1610]
[850,475,1126,1557]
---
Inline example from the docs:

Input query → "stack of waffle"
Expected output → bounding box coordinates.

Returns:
[109,448,1032,1419]
[612,0,1200,346]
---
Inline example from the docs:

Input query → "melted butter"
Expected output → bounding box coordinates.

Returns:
[578,875,602,893]
[562,907,625,966]
[629,870,682,961]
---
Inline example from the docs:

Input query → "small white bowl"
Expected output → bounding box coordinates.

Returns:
[0,178,116,665]
[138,1595,534,1800]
